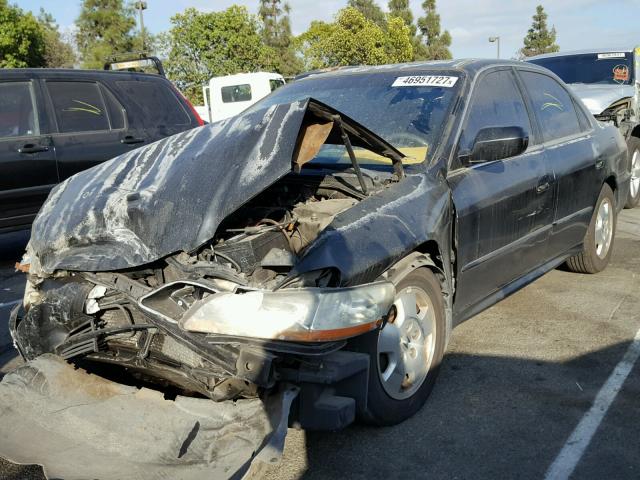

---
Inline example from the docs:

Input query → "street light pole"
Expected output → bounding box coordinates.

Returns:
[134,1,148,52]
[488,36,500,59]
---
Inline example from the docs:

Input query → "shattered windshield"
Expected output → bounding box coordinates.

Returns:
[529,52,635,85]
[247,70,462,166]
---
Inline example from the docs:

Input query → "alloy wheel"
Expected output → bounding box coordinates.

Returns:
[377,285,436,400]
[595,197,613,258]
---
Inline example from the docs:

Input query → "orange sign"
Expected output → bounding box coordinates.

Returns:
[613,65,630,83]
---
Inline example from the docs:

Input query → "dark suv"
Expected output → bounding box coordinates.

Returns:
[0,69,203,233]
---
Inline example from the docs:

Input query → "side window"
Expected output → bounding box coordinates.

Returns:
[269,79,285,92]
[459,70,531,153]
[101,85,126,130]
[116,80,190,127]
[0,82,39,137]
[46,81,110,133]
[221,84,252,103]
[519,71,582,142]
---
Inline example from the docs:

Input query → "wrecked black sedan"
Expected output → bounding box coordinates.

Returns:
[6,60,630,476]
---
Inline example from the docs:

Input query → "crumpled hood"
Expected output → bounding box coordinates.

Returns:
[569,83,635,114]
[29,98,403,274]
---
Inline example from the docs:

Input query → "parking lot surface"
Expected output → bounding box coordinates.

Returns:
[1,209,639,480]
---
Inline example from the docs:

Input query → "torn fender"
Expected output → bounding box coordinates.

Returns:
[293,173,453,286]
[29,98,403,274]
[0,355,297,480]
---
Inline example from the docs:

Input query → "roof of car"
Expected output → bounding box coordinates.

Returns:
[0,68,164,80]
[527,47,636,61]
[295,58,546,80]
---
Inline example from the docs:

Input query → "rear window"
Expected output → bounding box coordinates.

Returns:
[270,79,285,92]
[46,81,110,133]
[116,80,190,126]
[0,82,39,137]
[221,84,252,103]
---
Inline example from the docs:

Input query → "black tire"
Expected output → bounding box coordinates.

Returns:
[566,184,616,274]
[625,136,640,209]
[349,268,446,426]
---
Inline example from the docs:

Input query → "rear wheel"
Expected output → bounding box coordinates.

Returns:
[351,268,445,426]
[626,137,640,208]
[566,184,616,274]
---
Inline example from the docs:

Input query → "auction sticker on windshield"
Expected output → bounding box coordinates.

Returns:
[597,52,626,59]
[392,76,459,88]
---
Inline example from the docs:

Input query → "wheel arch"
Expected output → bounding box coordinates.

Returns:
[605,175,617,194]
[629,125,640,139]
[383,243,453,347]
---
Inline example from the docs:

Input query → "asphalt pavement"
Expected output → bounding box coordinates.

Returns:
[0,209,639,480]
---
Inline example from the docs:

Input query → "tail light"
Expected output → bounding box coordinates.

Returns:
[171,84,205,126]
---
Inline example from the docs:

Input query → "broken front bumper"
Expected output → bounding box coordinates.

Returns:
[4,275,376,478]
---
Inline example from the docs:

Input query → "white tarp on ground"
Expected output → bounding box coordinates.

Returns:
[0,354,293,480]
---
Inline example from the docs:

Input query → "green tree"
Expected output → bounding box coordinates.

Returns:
[258,0,302,76]
[0,0,45,68]
[38,9,76,68]
[347,0,386,27]
[75,0,136,69]
[388,0,428,61]
[163,6,276,103]
[298,7,412,71]
[388,0,415,35]
[416,0,452,60]
[519,5,559,58]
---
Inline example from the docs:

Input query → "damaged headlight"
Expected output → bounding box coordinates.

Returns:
[180,282,395,342]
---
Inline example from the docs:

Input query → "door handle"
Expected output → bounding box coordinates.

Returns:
[18,143,49,154]
[595,157,605,169]
[121,135,145,145]
[536,180,551,194]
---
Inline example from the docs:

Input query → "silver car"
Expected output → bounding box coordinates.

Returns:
[528,47,640,208]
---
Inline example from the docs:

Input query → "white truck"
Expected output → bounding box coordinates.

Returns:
[194,72,285,124]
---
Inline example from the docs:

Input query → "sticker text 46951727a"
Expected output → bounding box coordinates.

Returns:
[392,76,459,88]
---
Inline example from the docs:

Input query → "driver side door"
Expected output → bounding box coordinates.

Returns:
[448,68,555,320]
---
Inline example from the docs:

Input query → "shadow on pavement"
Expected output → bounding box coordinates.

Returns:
[290,341,638,480]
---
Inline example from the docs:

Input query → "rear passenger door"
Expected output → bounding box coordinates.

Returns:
[0,78,57,230]
[43,79,140,180]
[517,70,600,256]
[113,78,194,142]
[449,68,555,316]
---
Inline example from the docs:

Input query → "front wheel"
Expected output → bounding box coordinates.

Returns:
[566,184,616,274]
[350,268,446,426]
[626,137,640,208]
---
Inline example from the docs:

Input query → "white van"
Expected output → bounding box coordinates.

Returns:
[195,72,285,123]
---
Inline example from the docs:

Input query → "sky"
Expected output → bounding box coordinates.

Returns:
[15,0,640,59]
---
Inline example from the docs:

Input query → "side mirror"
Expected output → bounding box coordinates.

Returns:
[461,126,529,165]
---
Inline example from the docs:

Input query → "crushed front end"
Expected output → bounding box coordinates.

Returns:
[11,174,396,432]
[3,97,413,477]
